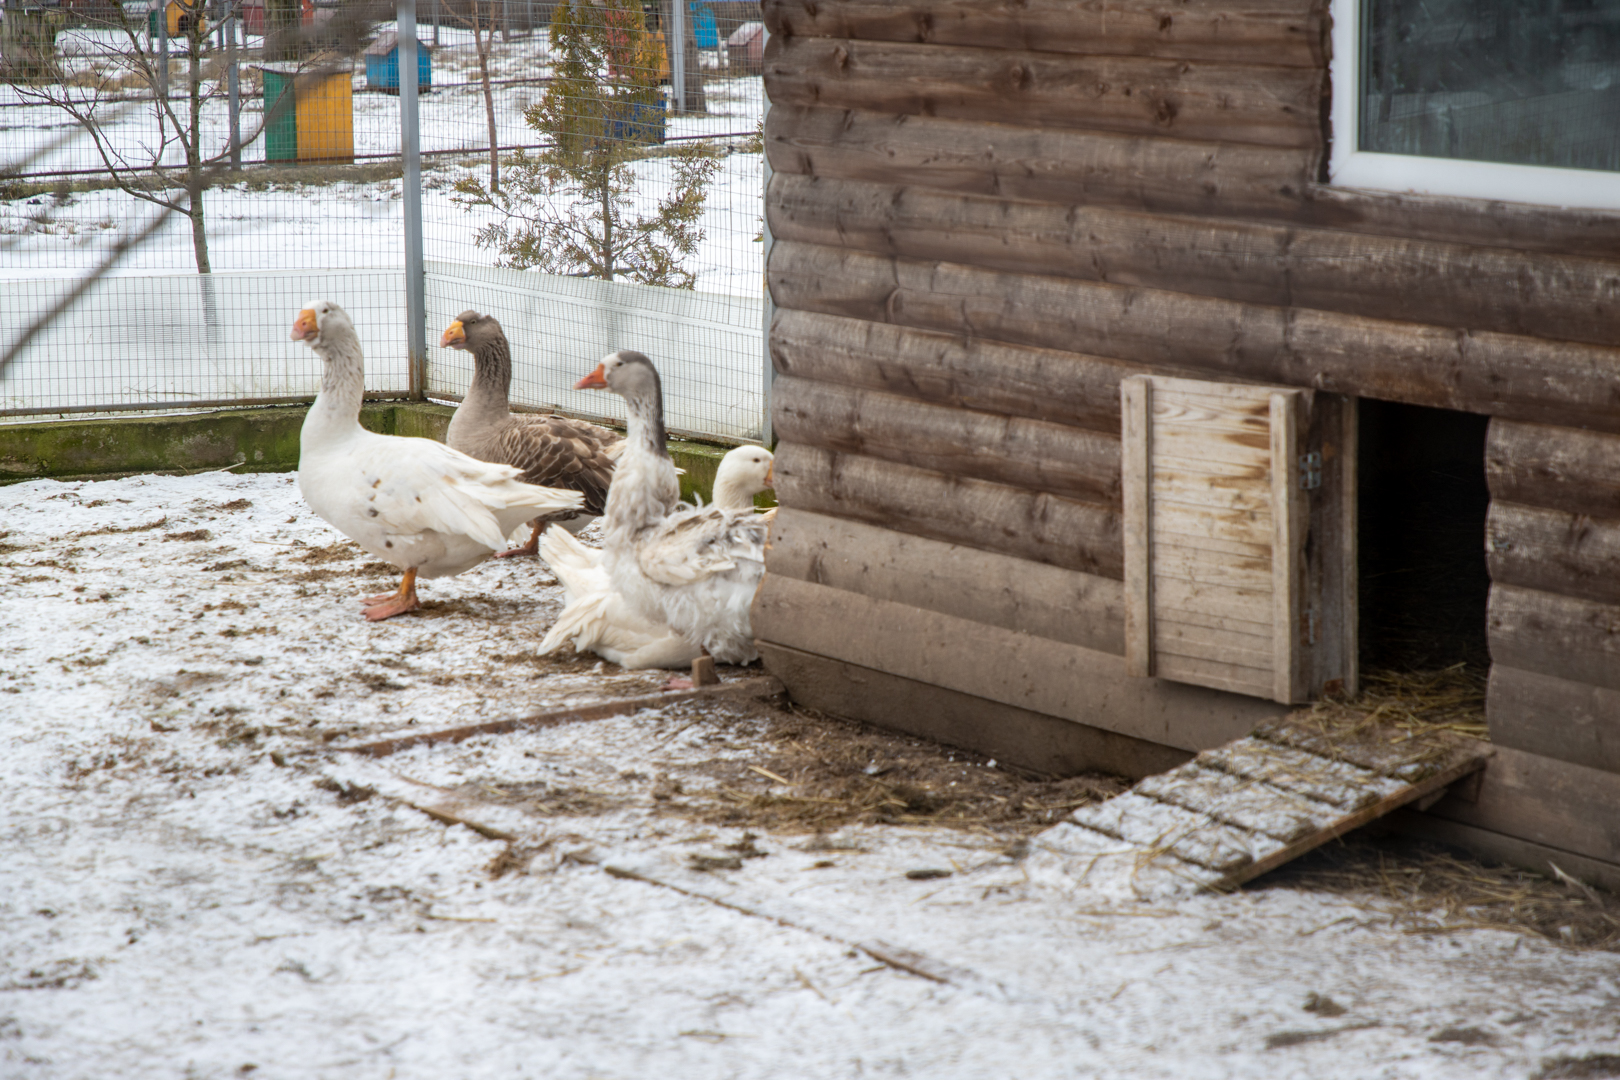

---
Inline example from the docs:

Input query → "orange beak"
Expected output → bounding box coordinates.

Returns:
[439,320,465,349]
[291,308,318,341]
[764,462,774,488]
[575,363,608,391]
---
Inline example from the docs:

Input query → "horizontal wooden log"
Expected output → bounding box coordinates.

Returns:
[765,106,1620,259]
[768,242,1620,433]
[1486,421,1620,519]
[766,105,1318,224]
[764,36,1323,150]
[765,507,1125,655]
[768,172,1620,349]
[762,0,1325,68]
[756,642,1191,779]
[1297,186,1620,264]
[752,574,1286,752]
[1487,584,1620,694]
[771,375,1121,506]
[770,309,1145,431]
[772,441,1123,578]
[1487,665,1620,776]
[1396,741,1620,872]
[1487,502,1620,607]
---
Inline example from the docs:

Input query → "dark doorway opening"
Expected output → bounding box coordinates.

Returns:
[1357,400,1492,673]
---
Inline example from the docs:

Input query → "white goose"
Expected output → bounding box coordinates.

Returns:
[550,351,769,665]
[291,300,583,620]
[539,443,774,668]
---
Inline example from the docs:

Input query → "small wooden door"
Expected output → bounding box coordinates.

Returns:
[1122,375,1357,705]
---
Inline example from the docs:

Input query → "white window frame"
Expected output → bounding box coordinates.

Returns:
[1328,0,1620,212]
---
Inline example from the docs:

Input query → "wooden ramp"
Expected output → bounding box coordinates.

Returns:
[1030,718,1495,900]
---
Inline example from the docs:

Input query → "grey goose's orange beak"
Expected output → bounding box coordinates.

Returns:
[291,308,318,341]
[575,364,608,391]
[439,320,466,349]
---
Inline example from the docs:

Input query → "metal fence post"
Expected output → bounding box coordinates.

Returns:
[759,25,773,447]
[670,0,686,114]
[157,11,169,100]
[225,7,240,170]
[399,0,427,399]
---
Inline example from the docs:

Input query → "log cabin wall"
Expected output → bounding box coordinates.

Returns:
[755,0,1620,885]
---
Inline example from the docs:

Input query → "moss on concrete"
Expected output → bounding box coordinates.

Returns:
[0,403,769,507]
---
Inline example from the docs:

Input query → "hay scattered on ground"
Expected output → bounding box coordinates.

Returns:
[1304,664,1489,740]
[1260,835,1620,952]
[653,701,1127,836]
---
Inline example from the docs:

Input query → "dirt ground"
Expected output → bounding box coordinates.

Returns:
[4,470,1620,1080]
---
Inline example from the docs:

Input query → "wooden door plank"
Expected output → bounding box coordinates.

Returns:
[1123,376,1153,677]
[1270,390,1300,704]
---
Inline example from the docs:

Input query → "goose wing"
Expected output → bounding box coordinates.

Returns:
[635,507,766,587]
[355,437,583,550]
[497,416,620,516]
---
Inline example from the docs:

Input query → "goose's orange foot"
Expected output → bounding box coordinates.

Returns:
[360,568,419,621]
[662,676,694,692]
[493,523,542,559]
[361,593,421,621]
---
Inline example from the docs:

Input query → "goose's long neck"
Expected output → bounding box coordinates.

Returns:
[452,335,514,438]
[603,382,677,544]
[302,325,366,450]
[712,469,753,512]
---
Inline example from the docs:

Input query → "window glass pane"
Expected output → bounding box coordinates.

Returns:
[1360,0,1620,173]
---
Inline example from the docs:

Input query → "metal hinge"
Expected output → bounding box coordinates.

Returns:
[1298,451,1322,490]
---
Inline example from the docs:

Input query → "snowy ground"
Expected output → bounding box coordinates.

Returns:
[4,469,1619,1079]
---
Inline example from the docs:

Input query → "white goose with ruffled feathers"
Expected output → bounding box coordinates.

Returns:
[547,350,769,665]
[539,443,774,668]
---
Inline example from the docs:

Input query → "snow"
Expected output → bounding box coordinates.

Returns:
[4,469,1619,1079]
[0,32,768,436]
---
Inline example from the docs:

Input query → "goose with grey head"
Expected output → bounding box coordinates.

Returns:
[440,310,620,557]
[560,350,768,665]
[291,300,583,620]
[538,443,775,668]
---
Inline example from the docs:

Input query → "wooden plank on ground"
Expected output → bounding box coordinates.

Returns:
[325,676,786,758]
[1045,718,1494,898]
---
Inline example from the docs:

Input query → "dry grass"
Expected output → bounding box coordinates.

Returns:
[652,702,1127,837]
[1261,834,1620,952]
[1304,664,1489,740]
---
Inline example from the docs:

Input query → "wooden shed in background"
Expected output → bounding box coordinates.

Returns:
[752,0,1620,888]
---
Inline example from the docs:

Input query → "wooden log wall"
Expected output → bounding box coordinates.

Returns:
[758,0,1620,874]
[1486,421,1620,776]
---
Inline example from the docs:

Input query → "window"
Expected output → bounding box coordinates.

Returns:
[1329,0,1620,210]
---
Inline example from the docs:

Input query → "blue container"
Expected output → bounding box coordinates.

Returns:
[363,32,430,93]
[605,99,666,146]
[690,2,717,50]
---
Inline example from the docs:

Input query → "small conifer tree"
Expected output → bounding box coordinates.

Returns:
[452,0,719,289]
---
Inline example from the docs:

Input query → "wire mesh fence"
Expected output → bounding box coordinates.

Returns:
[0,0,768,440]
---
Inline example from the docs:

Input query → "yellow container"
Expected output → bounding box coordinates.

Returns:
[294,67,353,163]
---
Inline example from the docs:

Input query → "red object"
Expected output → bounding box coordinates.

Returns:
[726,20,764,75]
